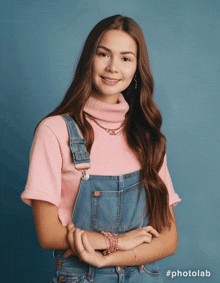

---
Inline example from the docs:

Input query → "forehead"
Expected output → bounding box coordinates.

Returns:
[99,29,137,55]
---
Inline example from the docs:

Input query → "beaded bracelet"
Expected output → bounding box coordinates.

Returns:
[101,231,118,255]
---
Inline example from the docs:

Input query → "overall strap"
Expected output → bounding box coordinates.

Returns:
[62,115,90,166]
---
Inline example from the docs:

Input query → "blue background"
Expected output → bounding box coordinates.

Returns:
[1,0,220,282]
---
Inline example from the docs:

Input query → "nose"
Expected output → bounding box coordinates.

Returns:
[106,57,118,73]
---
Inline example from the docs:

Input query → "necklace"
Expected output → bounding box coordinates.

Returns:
[85,113,124,135]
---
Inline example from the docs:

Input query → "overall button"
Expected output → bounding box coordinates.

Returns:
[82,170,89,180]
[82,174,89,180]
[57,265,61,270]
[57,260,62,264]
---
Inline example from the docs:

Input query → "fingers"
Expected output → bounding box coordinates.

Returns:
[63,248,73,258]
[134,226,159,244]
[74,229,105,268]
[74,229,86,254]
[74,229,95,260]
[143,226,160,238]
[67,225,76,251]
[140,229,152,243]
[67,223,75,230]
[81,231,94,252]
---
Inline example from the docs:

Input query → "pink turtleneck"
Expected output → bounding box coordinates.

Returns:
[21,94,181,226]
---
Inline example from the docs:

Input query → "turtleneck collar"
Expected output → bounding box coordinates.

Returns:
[83,93,129,124]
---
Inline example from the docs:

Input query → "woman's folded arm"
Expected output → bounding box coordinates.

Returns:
[104,205,178,267]
[31,200,107,251]
[32,200,177,267]
[31,200,159,254]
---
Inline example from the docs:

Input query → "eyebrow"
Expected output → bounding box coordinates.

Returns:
[97,45,136,57]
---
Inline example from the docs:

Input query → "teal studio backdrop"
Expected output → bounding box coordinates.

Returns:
[1,0,220,282]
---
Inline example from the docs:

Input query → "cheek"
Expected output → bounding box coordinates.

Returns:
[92,58,101,74]
[123,65,137,78]
[124,68,131,73]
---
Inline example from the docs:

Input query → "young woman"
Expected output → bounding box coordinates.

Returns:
[21,15,181,283]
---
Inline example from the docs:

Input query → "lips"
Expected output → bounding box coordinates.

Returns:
[101,76,120,85]
[101,76,120,81]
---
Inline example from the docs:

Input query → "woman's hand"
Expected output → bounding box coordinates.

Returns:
[63,223,108,267]
[117,226,160,251]
[72,228,108,268]
[63,223,77,258]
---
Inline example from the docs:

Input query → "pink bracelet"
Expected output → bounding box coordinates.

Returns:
[101,231,118,255]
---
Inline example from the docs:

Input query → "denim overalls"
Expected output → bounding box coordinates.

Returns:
[50,115,163,283]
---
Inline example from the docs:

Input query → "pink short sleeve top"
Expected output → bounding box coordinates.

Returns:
[21,94,181,226]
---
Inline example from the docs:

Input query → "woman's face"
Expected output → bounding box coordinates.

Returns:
[91,29,137,104]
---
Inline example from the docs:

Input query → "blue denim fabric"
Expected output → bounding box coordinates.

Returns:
[50,115,163,283]
[74,171,147,234]
[51,250,162,283]
[62,115,90,165]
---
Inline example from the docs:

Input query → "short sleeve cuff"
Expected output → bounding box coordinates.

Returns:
[20,188,60,207]
[169,193,182,206]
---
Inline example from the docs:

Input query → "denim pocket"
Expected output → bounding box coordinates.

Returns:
[91,183,147,233]
[143,266,161,277]
[143,262,161,278]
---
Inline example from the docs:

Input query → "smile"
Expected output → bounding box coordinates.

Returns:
[101,76,120,85]
[101,76,120,81]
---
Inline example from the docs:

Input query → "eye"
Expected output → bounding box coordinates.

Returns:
[98,52,109,57]
[123,57,131,62]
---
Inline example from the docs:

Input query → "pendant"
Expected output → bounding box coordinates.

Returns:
[109,129,116,135]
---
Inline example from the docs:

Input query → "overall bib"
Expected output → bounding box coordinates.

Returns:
[50,115,163,283]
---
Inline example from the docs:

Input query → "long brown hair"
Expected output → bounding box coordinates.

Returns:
[42,15,172,232]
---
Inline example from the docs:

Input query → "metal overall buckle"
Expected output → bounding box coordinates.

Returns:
[75,164,91,180]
